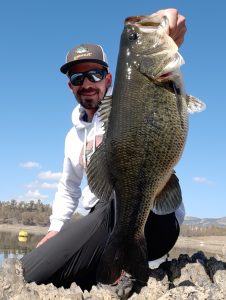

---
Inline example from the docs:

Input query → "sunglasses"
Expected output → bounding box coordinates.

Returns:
[69,69,108,86]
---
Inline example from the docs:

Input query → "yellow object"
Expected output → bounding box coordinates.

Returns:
[18,236,28,242]
[18,230,28,237]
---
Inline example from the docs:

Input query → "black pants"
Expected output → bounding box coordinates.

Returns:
[21,200,179,291]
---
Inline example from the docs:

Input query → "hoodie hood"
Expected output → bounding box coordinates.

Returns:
[71,85,113,169]
[71,105,90,129]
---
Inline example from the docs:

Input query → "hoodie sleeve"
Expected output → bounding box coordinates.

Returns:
[49,157,83,231]
[49,128,83,232]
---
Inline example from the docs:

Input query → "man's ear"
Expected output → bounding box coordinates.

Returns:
[106,73,112,88]
[68,81,74,92]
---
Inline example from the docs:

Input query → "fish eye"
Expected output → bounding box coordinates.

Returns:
[128,31,138,41]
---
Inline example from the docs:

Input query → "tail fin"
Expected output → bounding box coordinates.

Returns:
[96,233,149,284]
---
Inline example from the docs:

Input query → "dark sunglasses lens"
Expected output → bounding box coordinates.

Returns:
[70,73,84,86]
[70,69,107,86]
[87,70,106,82]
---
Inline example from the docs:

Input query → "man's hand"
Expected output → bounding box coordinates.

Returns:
[155,8,187,47]
[36,230,58,248]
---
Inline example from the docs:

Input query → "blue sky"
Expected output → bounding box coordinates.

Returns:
[0,1,225,218]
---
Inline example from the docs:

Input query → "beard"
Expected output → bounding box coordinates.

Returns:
[76,87,103,110]
[78,98,101,110]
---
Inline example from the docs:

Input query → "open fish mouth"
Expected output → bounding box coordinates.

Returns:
[125,15,162,31]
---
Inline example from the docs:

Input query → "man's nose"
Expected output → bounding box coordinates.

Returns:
[82,76,94,87]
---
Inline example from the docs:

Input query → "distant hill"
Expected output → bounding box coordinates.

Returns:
[184,216,226,228]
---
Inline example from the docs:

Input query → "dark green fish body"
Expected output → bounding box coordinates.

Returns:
[87,15,203,284]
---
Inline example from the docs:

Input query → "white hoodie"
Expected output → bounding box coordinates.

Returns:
[49,94,185,232]
[49,104,104,231]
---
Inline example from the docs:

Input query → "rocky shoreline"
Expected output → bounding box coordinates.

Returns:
[0,251,226,299]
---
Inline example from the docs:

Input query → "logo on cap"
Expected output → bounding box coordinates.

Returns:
[76,46,89,54]
[73,46,92,60]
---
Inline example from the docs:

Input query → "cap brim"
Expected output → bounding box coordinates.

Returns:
[60,59,109,74]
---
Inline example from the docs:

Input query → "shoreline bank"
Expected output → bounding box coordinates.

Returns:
[0,224,48,235]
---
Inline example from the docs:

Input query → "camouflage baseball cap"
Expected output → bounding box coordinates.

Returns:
[60,43,109,74]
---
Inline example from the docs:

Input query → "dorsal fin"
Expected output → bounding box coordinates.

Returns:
[98,95,112,132]
[87,95,113,202]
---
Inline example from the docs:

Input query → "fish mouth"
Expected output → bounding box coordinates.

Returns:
[125,15,161,31]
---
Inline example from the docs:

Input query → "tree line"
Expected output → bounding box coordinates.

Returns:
[1,200,226,235]
[0,200,52,226]
[180,224,226,236]
[0,200,82,226]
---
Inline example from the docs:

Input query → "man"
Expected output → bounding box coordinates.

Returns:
[21,8,186,294]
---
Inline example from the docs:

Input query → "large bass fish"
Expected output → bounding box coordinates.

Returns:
[87,14,205,284]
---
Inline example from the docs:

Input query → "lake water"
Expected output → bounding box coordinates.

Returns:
[1,231,216,268]
[0,231,44,266]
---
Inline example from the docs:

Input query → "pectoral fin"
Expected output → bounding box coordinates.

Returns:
[153,172,182,215]
[186,95,206,113]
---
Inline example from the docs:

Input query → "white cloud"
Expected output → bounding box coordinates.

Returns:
[16,168,61,203]
[193,176,214,186]
[38,171,62,180]
[41,182,59,190]
[25,189,48,200]
[17,189,49,201]
[25,180,39,190]
[26,180,58,190]
[19,161,42,169]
